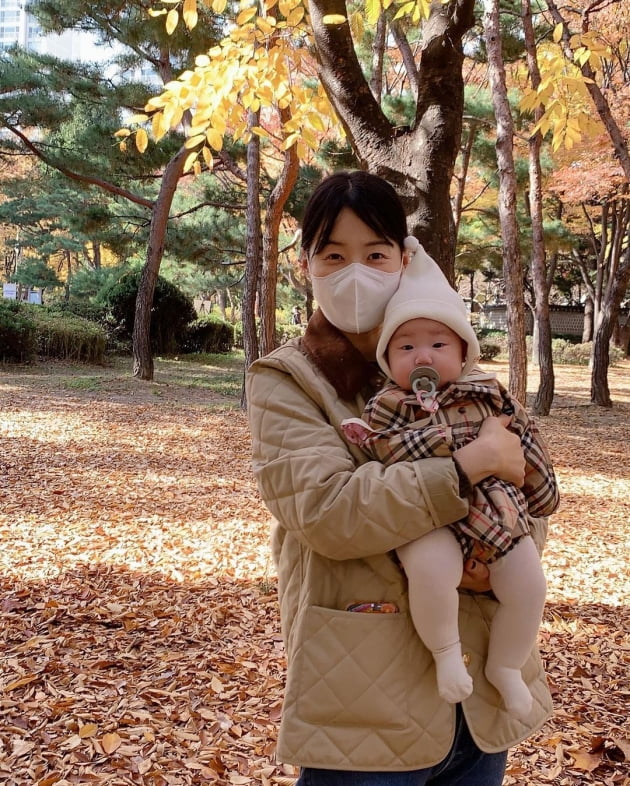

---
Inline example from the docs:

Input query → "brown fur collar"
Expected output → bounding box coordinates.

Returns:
[300,309,382,401]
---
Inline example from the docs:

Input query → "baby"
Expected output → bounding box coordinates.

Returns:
[342,239,559,720]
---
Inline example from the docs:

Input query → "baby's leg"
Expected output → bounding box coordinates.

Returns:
[486,536,547,720]
[397,527,472,703]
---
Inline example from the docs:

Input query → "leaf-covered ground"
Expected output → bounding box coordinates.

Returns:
[1,356,628,786]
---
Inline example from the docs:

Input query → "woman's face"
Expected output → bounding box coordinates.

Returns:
[304,208,404,275]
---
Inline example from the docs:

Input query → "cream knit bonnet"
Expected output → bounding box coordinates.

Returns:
[376,237,481,381]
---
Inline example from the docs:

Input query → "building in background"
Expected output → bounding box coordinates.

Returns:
[0,0,113,63]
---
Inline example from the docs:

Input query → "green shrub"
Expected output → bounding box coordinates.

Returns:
[277,323,305,345]
[32,308,107,363]
[478,339,501,361]
[232,320,306,350]
[103,271,196,355]
[183,314,234,354]
[53,300,110,325]
[552,339,624,366]
[0,300,37,362]
[50,301,129,355]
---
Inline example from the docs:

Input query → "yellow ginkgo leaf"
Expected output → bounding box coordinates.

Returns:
[185,133,207,149]
[135,128,149,153]
[286,7,304,26]
[322,14,346,25]
[166,8,179,35]
[113,128,131,138]
[251,125,271,138]
[183,150,199,173]
[206,127,224,151]
[365,0,381,25]
[152,112,168,141]
[237,7,258,25]
[202,146,215,169]
[183,0,198,30]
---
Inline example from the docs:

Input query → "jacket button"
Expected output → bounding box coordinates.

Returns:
[462,652,471,666]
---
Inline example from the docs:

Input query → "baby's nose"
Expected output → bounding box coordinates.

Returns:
[414,349,432,364]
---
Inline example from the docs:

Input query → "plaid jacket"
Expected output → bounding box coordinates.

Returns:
[354,372,559,560]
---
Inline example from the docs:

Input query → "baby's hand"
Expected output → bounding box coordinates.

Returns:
[459,558,491,593]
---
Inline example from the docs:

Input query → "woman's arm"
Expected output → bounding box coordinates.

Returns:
[247,357,469,561]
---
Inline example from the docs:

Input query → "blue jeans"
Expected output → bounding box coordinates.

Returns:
[296,706,507,786]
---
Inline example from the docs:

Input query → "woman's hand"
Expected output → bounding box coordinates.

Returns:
[454,414,525,487]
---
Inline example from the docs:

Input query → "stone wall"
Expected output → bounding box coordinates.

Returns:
[481,304,629,340]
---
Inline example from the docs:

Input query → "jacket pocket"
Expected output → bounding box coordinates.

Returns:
[295,604,416,729]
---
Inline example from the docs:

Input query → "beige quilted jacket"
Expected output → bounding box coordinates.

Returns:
[246,324,552,772]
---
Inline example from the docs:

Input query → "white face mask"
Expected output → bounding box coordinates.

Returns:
[310,262,402,334]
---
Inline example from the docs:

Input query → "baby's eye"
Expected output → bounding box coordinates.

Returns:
[401,344,414,351]
[433,342,447,348]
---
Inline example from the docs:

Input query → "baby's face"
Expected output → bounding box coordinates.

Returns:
[387,318,465,391]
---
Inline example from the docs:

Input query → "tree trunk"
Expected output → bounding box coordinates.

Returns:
[308,0,475,277]
[369,15,387,102]
[452,118,480,234]
[64,249,71,303]
[591,242,630,406]
[483,0,527,403]
[259,109,300,357]
[582,296,593,343]
[93,243,101,269]
[523,0,554,415]
[240,111,262,408]
[591,310,614,407]
[132,145,190,380]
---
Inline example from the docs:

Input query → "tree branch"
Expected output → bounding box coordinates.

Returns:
[6,125,155,209]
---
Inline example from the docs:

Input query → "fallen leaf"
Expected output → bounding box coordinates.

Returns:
[101,732,122,754]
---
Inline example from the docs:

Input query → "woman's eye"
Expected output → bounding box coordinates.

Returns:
[367,251,391,263]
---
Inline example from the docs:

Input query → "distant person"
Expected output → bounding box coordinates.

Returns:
[291,305,302,325]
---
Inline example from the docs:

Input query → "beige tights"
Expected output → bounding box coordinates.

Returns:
[397,529,546,720]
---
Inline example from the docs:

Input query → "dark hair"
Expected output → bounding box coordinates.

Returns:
[300,171,408,257]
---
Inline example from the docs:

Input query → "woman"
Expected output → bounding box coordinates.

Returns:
[246,171,552,785]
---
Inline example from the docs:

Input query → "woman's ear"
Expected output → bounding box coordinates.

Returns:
[299,251,309,275]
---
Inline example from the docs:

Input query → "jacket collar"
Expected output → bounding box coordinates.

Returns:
[300,309,383,401]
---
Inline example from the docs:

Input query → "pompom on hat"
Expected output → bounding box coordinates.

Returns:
[376,237,480,381]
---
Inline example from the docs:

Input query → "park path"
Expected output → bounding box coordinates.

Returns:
[0,358,628,785]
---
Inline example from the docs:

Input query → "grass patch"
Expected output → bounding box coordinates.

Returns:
[175,350,245,370]
[155,352,245,398]
[59,376,104,392]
